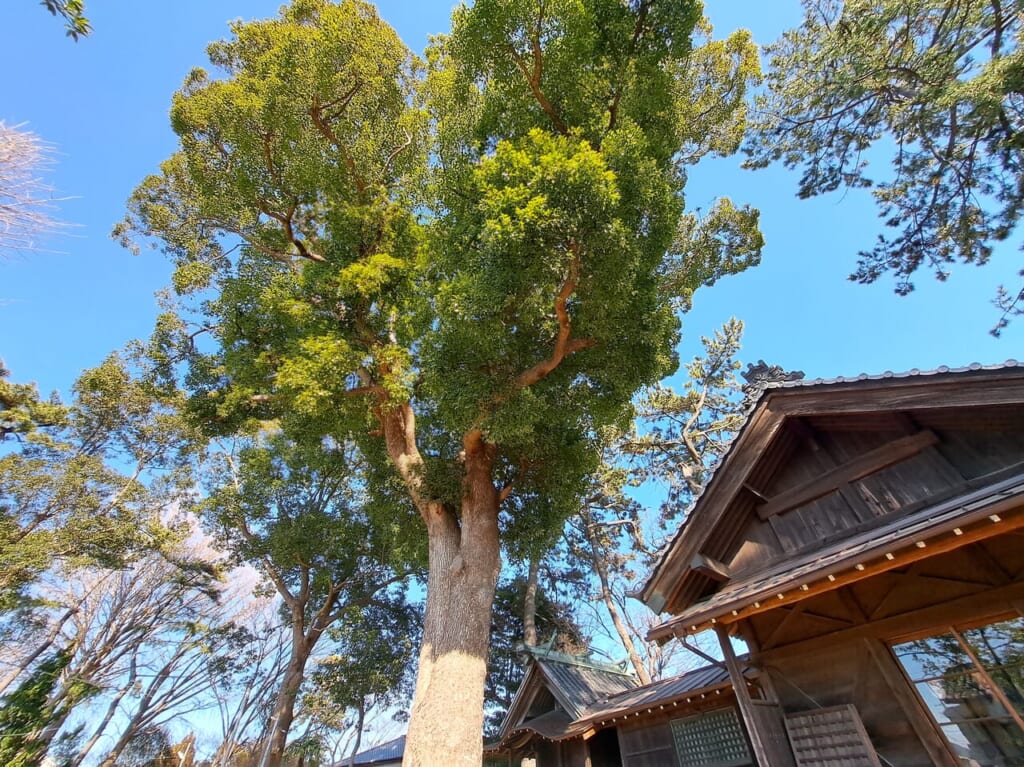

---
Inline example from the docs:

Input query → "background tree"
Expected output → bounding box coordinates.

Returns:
[0,355,194,610]
[301,601,419,766]
[10,544,223,761]
[0,359,67,445]
[201,435,413,767]
[0,649,72,767]
[565,321,802,683]
[117,1,762,762]
[206,612,289,767]
[746,0,1024,334]
[484,571,587,737]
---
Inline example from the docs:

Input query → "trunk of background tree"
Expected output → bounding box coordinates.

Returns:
[75,682,130,767]
[402,440,501,767]
[0,607,76,696]
[346,699,367,767]
[583,511,651,685]
[523,557,539,647]
[264,628,316,767]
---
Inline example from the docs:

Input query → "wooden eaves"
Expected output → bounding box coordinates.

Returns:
[647,472,1024,642]
[638,362,1024,618]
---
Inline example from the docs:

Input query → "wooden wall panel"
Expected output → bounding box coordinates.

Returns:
[763,637,939,767]
[618,720,675,767]
[784,705,881,767]
[561,738,589,767]
[935,428,1024,478]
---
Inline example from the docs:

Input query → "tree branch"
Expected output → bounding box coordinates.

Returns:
[513,242,595,390]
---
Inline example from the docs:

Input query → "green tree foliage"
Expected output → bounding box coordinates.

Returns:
[201,436,413,767]
[0,356,193,609]
[114,726,174,767]
[746,0,1024,333]
[0,649,71,767]
[0,361,67,441]
[302,601,419,763]
[41,1,90,40]
[628,319,751,523]
[117,1,762,760]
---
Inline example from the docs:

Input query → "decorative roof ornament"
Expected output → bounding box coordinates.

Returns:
[740,360,805,397]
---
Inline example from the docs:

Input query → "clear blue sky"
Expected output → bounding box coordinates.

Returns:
[2,0,1021,402]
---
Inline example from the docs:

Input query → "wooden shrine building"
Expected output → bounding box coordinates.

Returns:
[642,361,1024,766]
[485,647,760,767]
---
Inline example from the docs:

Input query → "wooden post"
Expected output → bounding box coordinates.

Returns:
[715,625,772,767]
[863,639,958,767]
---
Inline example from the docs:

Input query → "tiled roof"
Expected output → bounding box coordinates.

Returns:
[638,360,1024,607]
[505,708,574,740]
[350,735,405,765]
[490,660,743,747]
[536,656,638,718]
[757,360,1020,391]
[575,663,733,724]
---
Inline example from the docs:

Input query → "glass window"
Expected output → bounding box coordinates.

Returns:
[962,622,1024,715]
[893,617,1024,766]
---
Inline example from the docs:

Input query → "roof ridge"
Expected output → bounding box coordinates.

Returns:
[525,645,636,677]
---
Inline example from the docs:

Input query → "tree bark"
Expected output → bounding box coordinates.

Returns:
[401,435,501,767]
[264,624,318,767]
[523,557,539,647]
[582,509,651,685]
[346,699,367,767]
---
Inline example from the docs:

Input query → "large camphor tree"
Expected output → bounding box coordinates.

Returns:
[117,1,761,763]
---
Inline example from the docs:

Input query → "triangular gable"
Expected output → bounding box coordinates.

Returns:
[641,361,1024,624]
[495,648,637,741]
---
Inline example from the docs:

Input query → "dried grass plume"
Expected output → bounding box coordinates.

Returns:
[0,122,62,256]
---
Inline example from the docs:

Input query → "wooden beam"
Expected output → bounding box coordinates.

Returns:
[806,421,888,524]
[648,499,1024,641]
[771,375,1024,417]
[835,585,869,623]
[863,639,959,767]
[965,542,1013,585]
[728,508,1024,627]
[761,604,807,651]
[715,625,773,767]
[757,430,939,520]
[867,564,990,621]
[761,580,1024,663]
[690,553,732,583]
[641,405,786,609]
[678,638,727,669]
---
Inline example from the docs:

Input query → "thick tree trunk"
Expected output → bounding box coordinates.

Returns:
[402,435,501,767]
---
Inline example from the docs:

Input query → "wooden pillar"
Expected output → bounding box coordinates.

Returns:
[715,625,772,767]
[863,639,958,767]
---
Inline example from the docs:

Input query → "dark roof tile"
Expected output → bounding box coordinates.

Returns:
[350,735,405,765]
